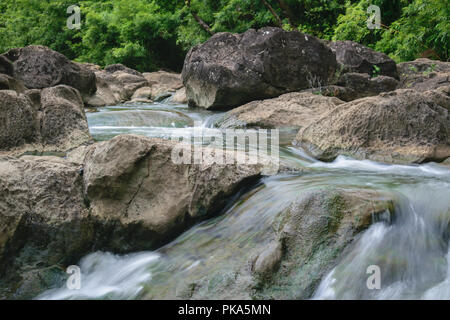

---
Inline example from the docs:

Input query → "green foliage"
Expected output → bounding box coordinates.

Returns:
[0,0,448,72]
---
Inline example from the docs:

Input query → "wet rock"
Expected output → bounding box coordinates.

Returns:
[253,188,394,299]
[297,89,450,164]
[328,41,398,79]
[217,92,344,130]
[182,27,337,110]
[0,156,92,299]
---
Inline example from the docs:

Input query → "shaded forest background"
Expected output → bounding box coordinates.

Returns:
[0,0,448,72]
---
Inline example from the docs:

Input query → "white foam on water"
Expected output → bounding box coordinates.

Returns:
[38,251,160,300]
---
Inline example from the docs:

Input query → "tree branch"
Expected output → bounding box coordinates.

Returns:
[186,0,214,36]
[276,0,298,29]
[261,0,283,28]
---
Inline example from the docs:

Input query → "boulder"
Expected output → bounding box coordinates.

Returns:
[182,27,337,110]
[85,68,149,107]
[143,71,183,100]
[0,91,38,151]
[40,85,92,151]
[336,72,398,100]
[104,63,142,76]
[0,85,92,155]
[0,156,91,299]
[0,134,266,298]
[328,41,398,79]
[398,59,450,91]
[151,187,394,300]
[217,92,344,129]
[83,134,263,251]
[131,86,153,102]
[1,46,96,99]
[297,89,450,163]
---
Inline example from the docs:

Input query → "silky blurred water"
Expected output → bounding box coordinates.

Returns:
[39,102,450,300]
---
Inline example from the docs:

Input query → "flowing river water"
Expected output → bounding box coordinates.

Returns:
[38,100,450,300]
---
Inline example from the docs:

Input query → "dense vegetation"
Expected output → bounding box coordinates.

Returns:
[0,0,448,72]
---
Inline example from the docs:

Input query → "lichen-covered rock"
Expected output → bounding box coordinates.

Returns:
[0,90,38,151]
[40,85,92,151]
[182,27,337,110]
[1,46,96,99]
[0,85,92,155]
[297,89,450,164]
[328,41,398,79]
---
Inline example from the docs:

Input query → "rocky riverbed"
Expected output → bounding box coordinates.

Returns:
[0,27,449,299]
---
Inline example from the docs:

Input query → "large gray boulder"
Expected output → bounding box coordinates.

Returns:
[328,41,398,79]
[0,91,38,151]
[297,89,450,164]
[1,46,96,99]
[83,134,263,250]
[217,92,344,130]
[40,85,92,151]
[182,27,338,110]
[0,85,92,155]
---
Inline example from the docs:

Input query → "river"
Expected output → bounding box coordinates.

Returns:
[38,100,450,300]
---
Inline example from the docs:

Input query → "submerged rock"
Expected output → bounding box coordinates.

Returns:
[161,187,394,300]
[328,41,398,79]
[182,27,337,110]
[297,89,450,164]
[254,188,394,299]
